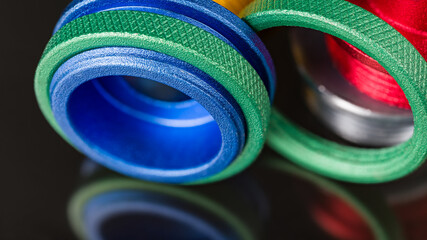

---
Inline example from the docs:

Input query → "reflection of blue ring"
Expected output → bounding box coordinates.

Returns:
[50,47,246,183]
[53,0,275,101]
[84,191,227,240]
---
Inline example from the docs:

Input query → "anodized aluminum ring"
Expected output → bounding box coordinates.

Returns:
[289,29,414,147]
[34,0,273,184]
[242,0,427,183]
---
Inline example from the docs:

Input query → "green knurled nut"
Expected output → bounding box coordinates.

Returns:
[242,0,427,183]
[34,10,270,184]
[68,178,254,240]
[264,157,403,240]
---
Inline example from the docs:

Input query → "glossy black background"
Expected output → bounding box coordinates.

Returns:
[0,1,410,239]
[1,1,82,239]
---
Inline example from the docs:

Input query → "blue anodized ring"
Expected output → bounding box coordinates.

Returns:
[49,0,275,183]
[54,0,276,101]
[50,47,246,183]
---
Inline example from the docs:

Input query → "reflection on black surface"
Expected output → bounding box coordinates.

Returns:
[304,162,427,240]
[254,151,401,240]
[69,160,268,240]
[68,150,427,240]
[381,164,427,240]
[89,191,231,240]
[310,190,375,240]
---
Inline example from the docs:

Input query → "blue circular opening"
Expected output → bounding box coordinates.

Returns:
[67,78,222,170]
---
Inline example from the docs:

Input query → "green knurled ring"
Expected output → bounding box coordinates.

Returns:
[34,10,270,184]
[242,0,427,183]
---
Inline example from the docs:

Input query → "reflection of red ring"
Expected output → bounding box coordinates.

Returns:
[326,0,427,109]
[394,194,427,240]
[311,191,375,240]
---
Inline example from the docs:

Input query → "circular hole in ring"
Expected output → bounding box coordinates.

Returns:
[67,77,222,170]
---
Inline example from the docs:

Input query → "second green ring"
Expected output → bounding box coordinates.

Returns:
[242,0,427,183]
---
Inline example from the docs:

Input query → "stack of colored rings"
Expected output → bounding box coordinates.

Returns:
[36,0,427,185]
[242,0,427,183]
[35,0,275,184]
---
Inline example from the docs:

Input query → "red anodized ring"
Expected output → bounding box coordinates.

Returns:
[326,0,427,109]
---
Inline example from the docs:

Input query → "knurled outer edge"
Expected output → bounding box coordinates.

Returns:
[264,157,403,240]
[242,0,427,183]
[34,10,270,184]
[68,178,254,240]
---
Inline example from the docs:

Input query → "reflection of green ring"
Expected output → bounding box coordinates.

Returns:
[264,157,402,240]
[34,10,270,184]
[242,0,427,183]
[68,178,254,240]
